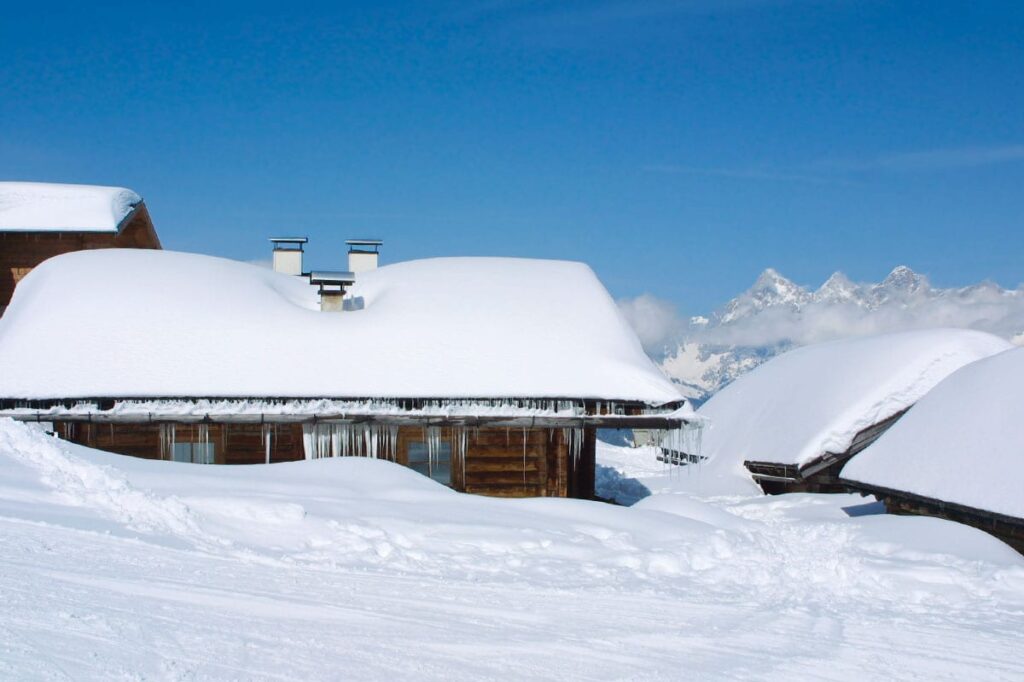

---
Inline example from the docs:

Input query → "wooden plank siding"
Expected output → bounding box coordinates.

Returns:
[51,421,599,500]
[0,204,161,314]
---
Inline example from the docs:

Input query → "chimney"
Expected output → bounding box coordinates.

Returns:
[346,239,382,274]
[309,271,355,312]
[270,237,308,275]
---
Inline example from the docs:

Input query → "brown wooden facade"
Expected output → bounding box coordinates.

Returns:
[0,203,161,315]
[53,421,598,499]
[743,408,910,495]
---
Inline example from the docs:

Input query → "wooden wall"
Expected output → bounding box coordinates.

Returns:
[1,204,161,313]
[57,422,305,464]
[52,421,598,499]
[460,427,592,498]
[58,422,164,461]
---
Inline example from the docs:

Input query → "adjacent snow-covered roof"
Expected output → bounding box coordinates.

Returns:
[695,329,1012,469]
[0,181,141,232]
[0,249,684,404]
[842,347,1024,519]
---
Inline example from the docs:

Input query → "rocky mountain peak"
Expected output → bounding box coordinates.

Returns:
[742,268,810,306]
[814,271,862,304]
[716,268,810,324]
[879,265,930,293]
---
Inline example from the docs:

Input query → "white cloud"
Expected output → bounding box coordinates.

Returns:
[840,144,1024,173]
[617,293,685,356]
[648,143,1024,186]
[643,164,842,185]
[629,272,1024,399]
[697,286,1024,350]
[622,280,1024,366]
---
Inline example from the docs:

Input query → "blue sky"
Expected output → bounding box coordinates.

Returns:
[2,0,1023,314]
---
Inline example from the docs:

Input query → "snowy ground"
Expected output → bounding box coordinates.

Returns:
[2,420,1024,681]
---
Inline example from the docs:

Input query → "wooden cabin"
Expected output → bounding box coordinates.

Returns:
[840,347,1024,554]
[692,329,1011,496]
[0,248,692,499]
[0,182,161,316]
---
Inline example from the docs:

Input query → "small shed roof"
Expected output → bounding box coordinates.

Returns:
[842,346,1024,519]
[0,181,142,232]
[0,249,685,405]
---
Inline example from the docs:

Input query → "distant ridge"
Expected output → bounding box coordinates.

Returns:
[659,266,1024,401]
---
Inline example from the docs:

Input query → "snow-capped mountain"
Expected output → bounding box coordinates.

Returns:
[717,268,811,324]
[660,266,1024,401]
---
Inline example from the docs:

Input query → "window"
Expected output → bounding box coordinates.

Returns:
[407,442,452,485]
[172,442,216,464]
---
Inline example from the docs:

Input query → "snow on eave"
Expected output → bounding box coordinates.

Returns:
[0,397,694,428]
[0,181,143,233]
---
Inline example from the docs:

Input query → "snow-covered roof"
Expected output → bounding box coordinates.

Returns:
[696,329,1013,469]
[0,249,684,404]
[0,181,142,232]
[842,347,1024,519]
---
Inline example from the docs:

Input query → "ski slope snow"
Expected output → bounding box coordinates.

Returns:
[2,418,1024,680]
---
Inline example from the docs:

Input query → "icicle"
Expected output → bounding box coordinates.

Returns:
[522,427,529,489]
[457,426,468,485]
[424,425,443,478]
[263,424,272,464]
[198,423,210,464]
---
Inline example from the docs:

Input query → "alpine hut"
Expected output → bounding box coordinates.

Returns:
[681,329,1011,495]
[0,182,161,316]
[0,249,691,499]
[841,346,1024,552]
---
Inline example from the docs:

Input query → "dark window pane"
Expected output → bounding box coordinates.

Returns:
[171,442,216,464]
[172,443,192,463]
[406,442,452,485]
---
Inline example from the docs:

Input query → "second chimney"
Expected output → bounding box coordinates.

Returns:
[346,239,382,274]
[270,237,307,275]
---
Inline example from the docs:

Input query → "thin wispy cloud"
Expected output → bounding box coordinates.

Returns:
[643,163,845,185]
[649,143,1024,185]
[826,144,1024,173]
[457,0,804,30]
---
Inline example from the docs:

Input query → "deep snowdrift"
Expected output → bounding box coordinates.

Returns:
[3,418,1024,679]
[842,346,1024,519]
[0,249,682,404]
[0,181,141,231]
[670,329,1012,496]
